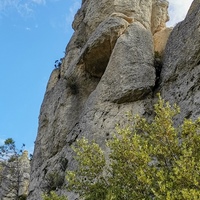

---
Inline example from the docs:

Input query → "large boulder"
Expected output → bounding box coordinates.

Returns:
[95,22,155,103]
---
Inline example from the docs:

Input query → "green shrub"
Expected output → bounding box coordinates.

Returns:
[44,171,65,193]
[66,75,79,95]
[66,94,200,200]
[42,191,67,200]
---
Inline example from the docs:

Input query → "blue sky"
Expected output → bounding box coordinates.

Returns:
[0,0,81,153]
[0,0,193,154]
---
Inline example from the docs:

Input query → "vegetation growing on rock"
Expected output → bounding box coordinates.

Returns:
[65,95,200,200]
[42,191,67,200]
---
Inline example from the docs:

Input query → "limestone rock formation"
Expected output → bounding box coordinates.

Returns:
[0,151,30,200]
[187,0,200,16]
[153,27,172,56]
[19,151,31,197]
[160,0,200,123]
[27,0,200,199]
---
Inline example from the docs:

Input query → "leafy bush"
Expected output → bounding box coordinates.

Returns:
[66,94,200,200]
[66,75,79,95]
[44,171,65,193]
[42,191,67,200]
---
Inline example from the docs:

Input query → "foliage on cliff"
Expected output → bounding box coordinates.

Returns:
[42,191,67,200]
[66,95,200,200]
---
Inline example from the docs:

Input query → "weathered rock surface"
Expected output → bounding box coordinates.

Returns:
[95,22,155,103]
[151,0,169,34]
[0,151,30,200]
[160,0,200,123]
[27,0,200,199]
[187,0,200,16]
[19,151,31,197]
[153,27,172,56]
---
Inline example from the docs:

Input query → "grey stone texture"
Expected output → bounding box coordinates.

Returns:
[160,0,200,123]
[27,0,200,199]
[0,151,30,200]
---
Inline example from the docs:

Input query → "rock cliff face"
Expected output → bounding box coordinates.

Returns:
[160,0,200,122]
[28,0,200,199]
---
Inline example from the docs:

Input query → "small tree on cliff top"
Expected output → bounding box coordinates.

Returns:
[66,94,200,200]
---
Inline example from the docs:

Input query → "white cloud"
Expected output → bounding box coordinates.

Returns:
[26,27,31,31]
[17,3,34,17]
[0,0,45,17]
[0,0,17,12]
[167,0,193,26]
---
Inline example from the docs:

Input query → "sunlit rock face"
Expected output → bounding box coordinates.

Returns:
[27,0,200,199]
